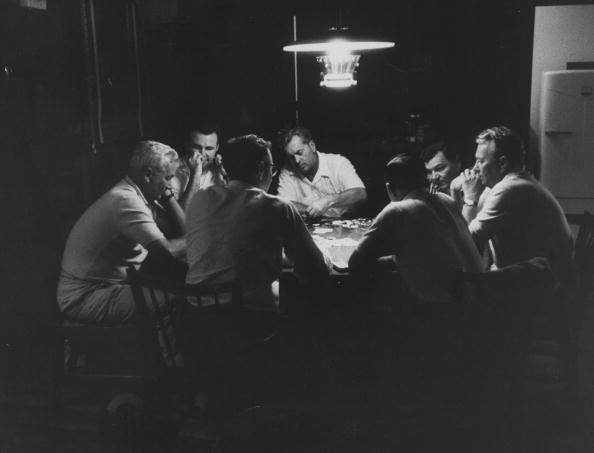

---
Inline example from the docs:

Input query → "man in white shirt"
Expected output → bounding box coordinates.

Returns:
[277,127,367,219]
[461,126,574,284]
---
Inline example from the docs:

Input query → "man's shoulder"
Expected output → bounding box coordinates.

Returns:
[108,180,149,209]
[260,190,295,210]
[377,200,406,218]
[319,152,352,165]
[278,167,297,179]
[490,172,541,200]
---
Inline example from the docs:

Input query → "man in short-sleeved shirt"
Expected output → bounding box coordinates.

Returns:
[277,127,366,218]
[462,126,574,284]
[186,135,329,311]
[57,141,186,324]
[349,153,482,303]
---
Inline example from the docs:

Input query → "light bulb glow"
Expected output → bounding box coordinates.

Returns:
[317,54,360,88]
[283,39,394,53]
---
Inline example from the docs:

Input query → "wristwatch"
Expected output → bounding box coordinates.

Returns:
[463,198,478,207]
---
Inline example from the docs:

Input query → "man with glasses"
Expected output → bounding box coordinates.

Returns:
[277,126,367,219]
[185,134,329,311]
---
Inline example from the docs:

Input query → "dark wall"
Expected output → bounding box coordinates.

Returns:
[142,0,534,157]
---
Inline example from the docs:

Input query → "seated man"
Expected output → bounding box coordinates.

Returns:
[171,123,228,211]
[421,141,462,194]
[421,140,490,217]
[57,141,186,324]
[277,126,367,219]
[185,134,329,312]
[461,126,574,285]
[349,152,483,304]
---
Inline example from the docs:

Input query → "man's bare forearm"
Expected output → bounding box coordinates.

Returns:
[178,172,201,211]
[327,187,367,210]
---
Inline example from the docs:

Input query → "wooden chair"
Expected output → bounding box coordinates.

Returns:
[458,256,583,427]
[127,267,281,423]
[52,319,156,408]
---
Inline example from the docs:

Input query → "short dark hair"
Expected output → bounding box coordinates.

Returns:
[384,152,427,190]
[190,123,219,138]
[178,123,220,157]
[476,126,525,168]
[420,141,460,164]
[279,126,314,150]
[223,134,271,182]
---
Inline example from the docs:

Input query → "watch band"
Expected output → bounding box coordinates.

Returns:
[463,198,478,207]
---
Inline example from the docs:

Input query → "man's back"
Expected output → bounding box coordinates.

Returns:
[186,181,327,310]
[469,172,573,281]
[351,190,483,303]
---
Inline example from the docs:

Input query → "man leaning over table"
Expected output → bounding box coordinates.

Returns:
[57,141,186,324]
[349,152,483,304]
[277,126,367,219]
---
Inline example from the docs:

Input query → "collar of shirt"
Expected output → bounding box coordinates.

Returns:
[494,170,530,189]
[227,179,264,193]
[287,151,330,185]
[403,188,430,202]
[123,176,151,208]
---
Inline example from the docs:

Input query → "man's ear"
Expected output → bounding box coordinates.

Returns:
[144,166,153,182]
[309,140,317,152]
[385,182,396,201]
[497,155,510,174]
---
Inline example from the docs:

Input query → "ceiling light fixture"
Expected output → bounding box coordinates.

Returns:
[283,26,394,89]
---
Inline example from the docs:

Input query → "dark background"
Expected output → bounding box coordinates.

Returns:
[0,0,567,341]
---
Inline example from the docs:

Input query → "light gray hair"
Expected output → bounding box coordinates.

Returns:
[129,140,179,172]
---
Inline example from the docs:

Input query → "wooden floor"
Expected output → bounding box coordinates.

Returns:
[1,297,594,453]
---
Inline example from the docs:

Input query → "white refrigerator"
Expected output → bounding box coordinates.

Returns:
[540,69,594,215]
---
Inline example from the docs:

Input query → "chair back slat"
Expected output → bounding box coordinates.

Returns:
[127,267,242,310]
[126,266,243,370]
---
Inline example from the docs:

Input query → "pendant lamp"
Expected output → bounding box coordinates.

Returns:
[283,25,394,88]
